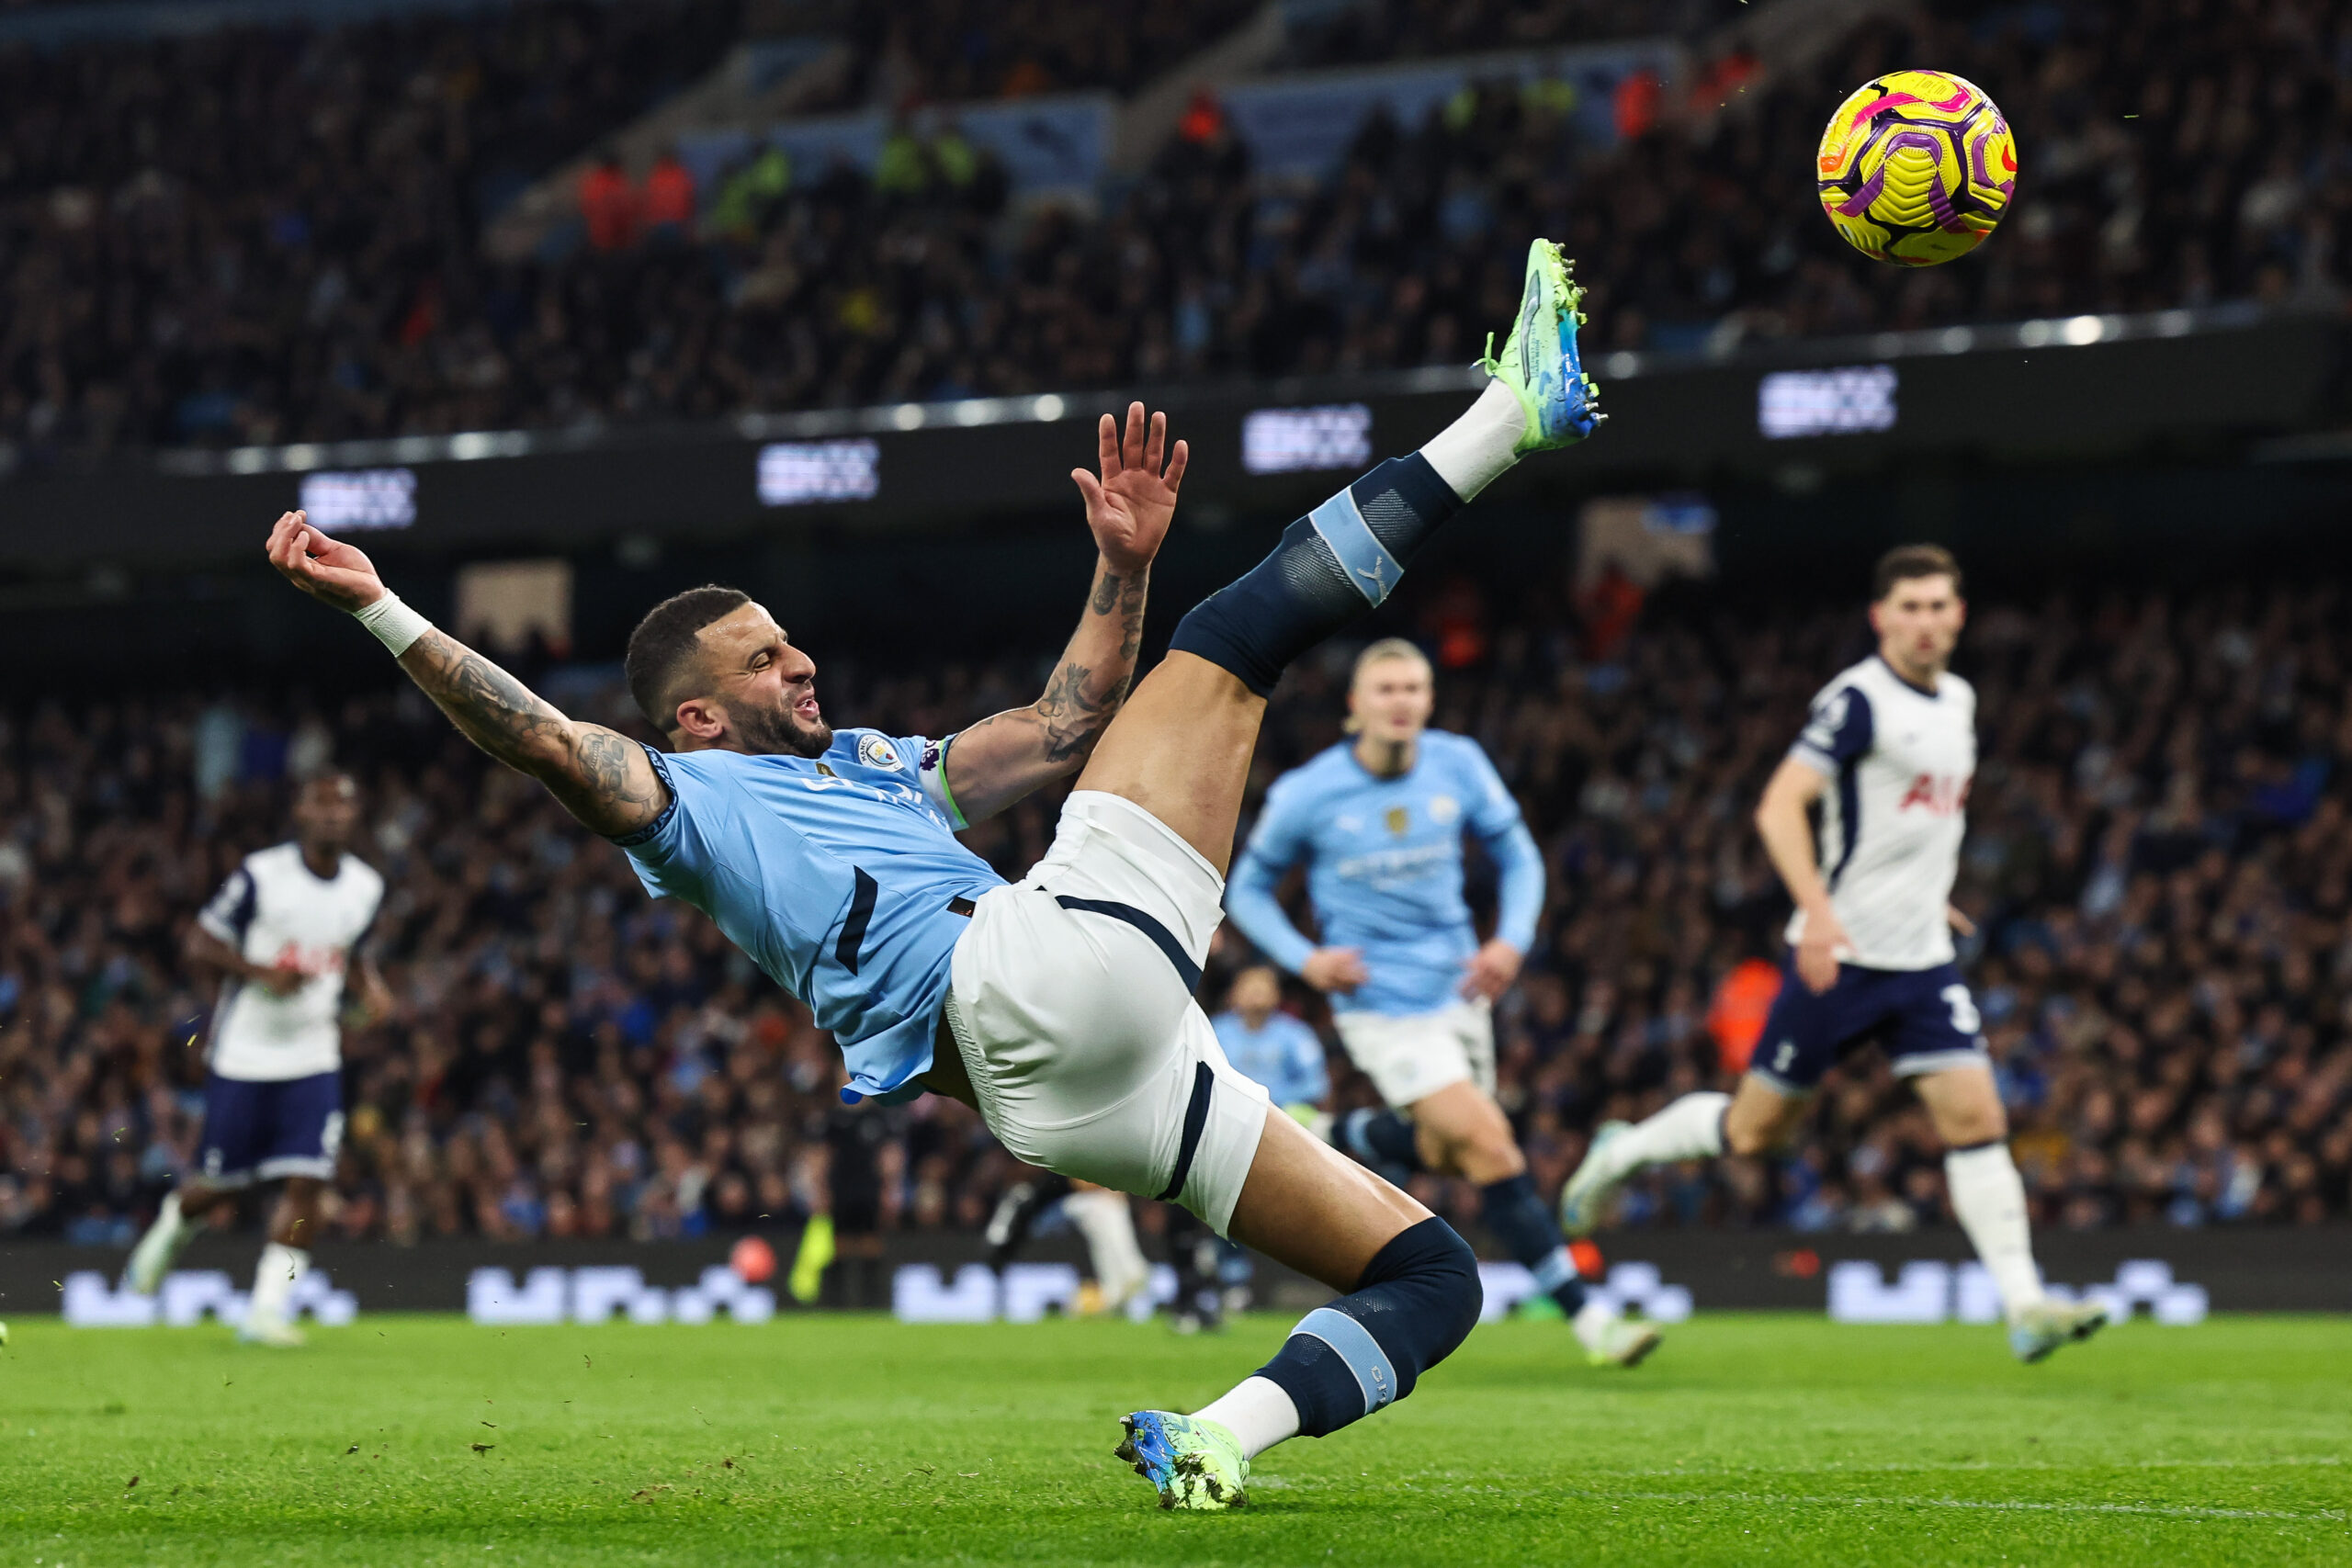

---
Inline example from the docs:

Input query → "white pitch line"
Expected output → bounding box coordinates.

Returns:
[1586,1489,2349,1524]
[1590,1454,2346,1480]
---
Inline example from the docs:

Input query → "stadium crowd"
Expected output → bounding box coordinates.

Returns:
[0,0,2339,462]
[3,579,2350,1252]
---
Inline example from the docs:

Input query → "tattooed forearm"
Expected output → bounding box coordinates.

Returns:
[396,628,664,833]
[939,557,1152,819]
[1033,564,1150,764]
[401,629,572,773]
[1034,659,1124,764]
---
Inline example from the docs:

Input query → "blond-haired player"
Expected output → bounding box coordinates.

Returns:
[1227,639,1657,1367]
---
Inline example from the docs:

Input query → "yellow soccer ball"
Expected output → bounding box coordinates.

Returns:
[1816,69,2017,266]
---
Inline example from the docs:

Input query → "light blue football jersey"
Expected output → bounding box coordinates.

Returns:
[1210,1009,1329,1108]
[1227,731,1544,1017]
[615,729,1001,1102]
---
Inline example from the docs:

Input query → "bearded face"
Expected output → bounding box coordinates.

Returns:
[730,689,832,759]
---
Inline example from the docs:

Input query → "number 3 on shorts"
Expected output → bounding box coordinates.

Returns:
[1941,984,1982,1038]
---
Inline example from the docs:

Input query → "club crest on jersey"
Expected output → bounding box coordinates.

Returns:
[856,735,900,772]
[1385,805,1410,836]
[1428,794,1460,825]
[1899,773,1969,814]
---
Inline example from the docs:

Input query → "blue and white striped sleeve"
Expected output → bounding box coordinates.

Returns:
[1791,685,1874,776]
[196,863,257,946]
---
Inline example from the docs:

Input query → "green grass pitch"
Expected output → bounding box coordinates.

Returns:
[2,1313,2346,1565]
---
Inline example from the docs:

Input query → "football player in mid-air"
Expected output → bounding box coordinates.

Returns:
[261,238,1601,1509]
[1227,638,1657,1368]
[1557,545,2109,1363]
[126,773,389,1346]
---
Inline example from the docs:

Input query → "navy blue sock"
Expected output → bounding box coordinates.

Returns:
[1252,1216,1481,1438]
[1480,1173,1588,1317]
[1168,455,1464,696]
[1339,1108,1424,1172]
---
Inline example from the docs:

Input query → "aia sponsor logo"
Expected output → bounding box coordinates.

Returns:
[1897,773,1970,814]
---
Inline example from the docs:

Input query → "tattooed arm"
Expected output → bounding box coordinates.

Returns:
[397,627,668,836]
[941,403,1185,823]
[264,511,669,840]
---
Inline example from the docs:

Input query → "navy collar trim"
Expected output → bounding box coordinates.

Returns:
[1873,652,1942,699]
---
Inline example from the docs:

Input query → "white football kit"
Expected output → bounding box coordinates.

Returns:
[197,842,385,1082]
[1786,654,1976,972]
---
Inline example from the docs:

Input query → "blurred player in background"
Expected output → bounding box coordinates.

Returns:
[1227,639,1657,1368]
[1559,546,2109,1363]
[125,773,389,1347]
[788,1070,909,1309]
[982,1170,1153,1320]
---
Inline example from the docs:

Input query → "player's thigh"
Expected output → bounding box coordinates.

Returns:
[1910,1062,2007,1146]
[195,1073,266,1186]
[1072,650,1266,876]
[1887,965,1998,1137]
[255,1070,344,1183]
[1405,1080,1523,1180]
[1748,961,1891,1097]
[1724,1073,1810,1155]
[1227,1104,1431,1294]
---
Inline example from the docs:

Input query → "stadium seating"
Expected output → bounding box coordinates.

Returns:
[4,581,2347,1247]
[0,0,2337,461]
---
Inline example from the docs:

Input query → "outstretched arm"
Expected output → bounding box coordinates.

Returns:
[942,402,1185,824]
[264,512,669,840]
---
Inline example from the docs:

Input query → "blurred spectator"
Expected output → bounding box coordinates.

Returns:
[641,150,698,243]
[582,151,641,252]
[0,0,2339,459]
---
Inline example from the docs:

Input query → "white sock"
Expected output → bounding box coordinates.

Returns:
[1571,1298,1622,1355]
[1945,1143,2043,1320]
[249,1242,310,1325]
[127,1191,194,1289]
[1194,1375,1301,1460]
[1418,378,1524,501]
[1063,1190,1148,1308]
[1601,1091,1731,1179]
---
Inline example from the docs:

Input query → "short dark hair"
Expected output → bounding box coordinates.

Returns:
[1872,544,1962,601]
[625,584,751,730]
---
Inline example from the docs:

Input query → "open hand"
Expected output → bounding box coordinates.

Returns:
[1458,939,1523,1002]
[266,510,386,613]
[1301,946,1369,995]
[252,961,306,998]
[1795,904,1853,995]
[1069,402,1186,576]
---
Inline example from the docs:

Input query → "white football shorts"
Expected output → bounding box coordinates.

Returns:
[1333,998,1496,1110]
[944,791,1271,1236]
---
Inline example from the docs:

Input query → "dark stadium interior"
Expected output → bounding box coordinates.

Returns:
[0,0,2336,462]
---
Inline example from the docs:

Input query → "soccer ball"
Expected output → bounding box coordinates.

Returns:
[1815,69,2016,266]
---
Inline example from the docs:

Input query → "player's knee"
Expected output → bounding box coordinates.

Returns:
[1448,1127,1523,1184]
[1723,1117,1795,1158]
[1253,1217,1480,1438]
[1358,1215,1483,1360]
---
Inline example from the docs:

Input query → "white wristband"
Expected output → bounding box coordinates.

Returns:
[353,592,432,657]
